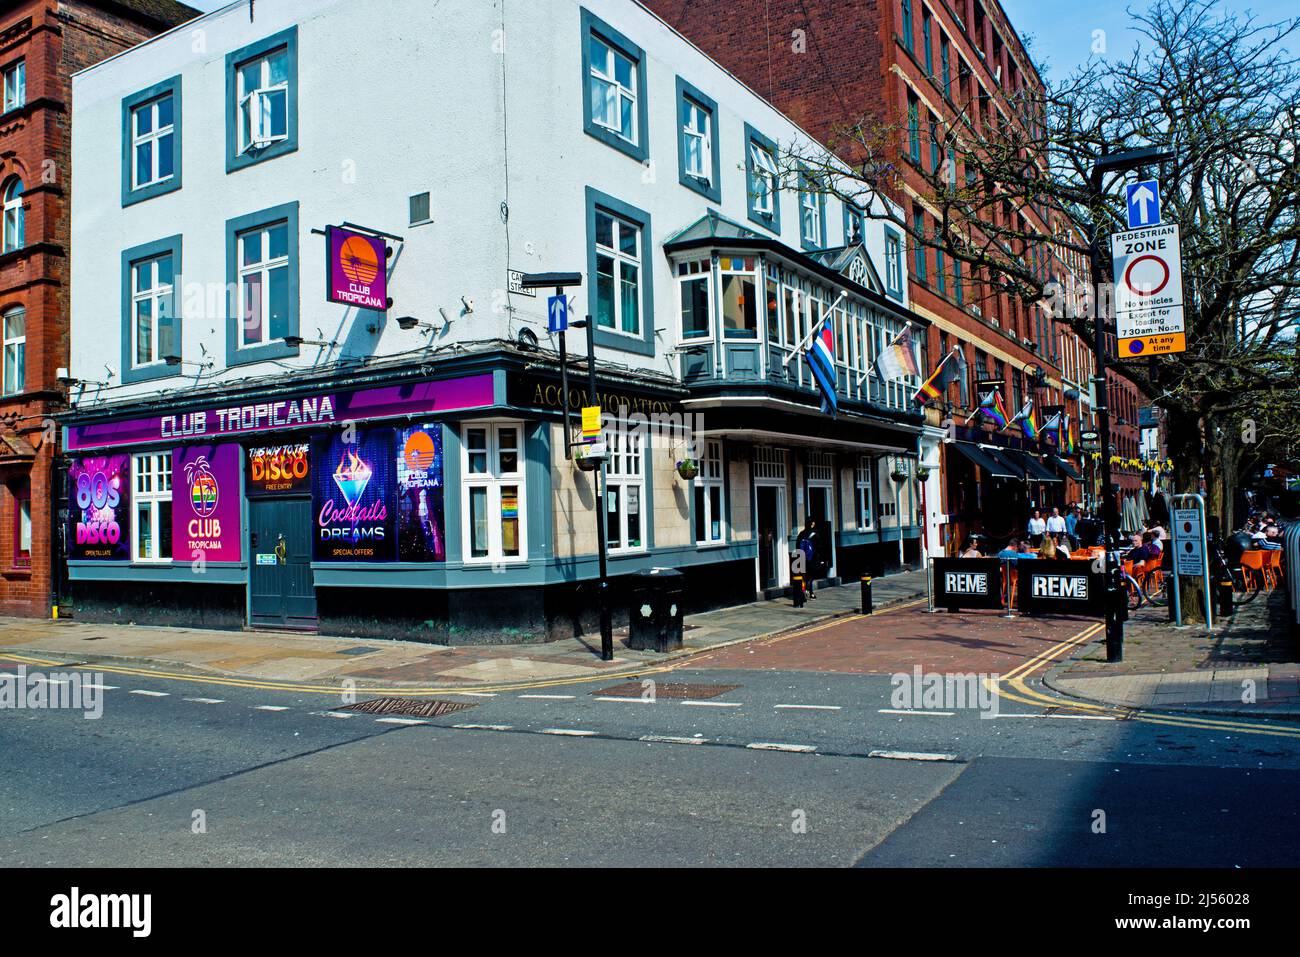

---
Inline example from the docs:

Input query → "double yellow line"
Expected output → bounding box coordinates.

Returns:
[990,622,1300,740]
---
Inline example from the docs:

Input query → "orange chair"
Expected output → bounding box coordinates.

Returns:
[1240,551,1271,592]
[1261,549,1282,589]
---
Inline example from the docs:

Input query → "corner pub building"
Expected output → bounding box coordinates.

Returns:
[60,0,934,643]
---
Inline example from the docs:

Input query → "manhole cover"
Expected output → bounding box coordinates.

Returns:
[336,646,379,657]
[594,681,739,700]
[340,697,476,718]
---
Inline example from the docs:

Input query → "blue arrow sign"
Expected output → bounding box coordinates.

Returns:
[1125,180,1161,229]
[547,294,569,333]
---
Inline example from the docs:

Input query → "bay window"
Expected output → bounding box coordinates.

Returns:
[677,259,711,340]
[721,258,757,338]
[462,422,526,562]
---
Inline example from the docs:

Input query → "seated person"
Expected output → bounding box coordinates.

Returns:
[996,538,1022,560]
[1015,539,1038,560]
[959,539,983,558]
[1125,532,1160,563]
[1052,533,1072,559]
[1260,525,1283,550]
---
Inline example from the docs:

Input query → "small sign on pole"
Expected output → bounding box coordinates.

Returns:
[1125,180,1162,229]
[580,405,602,443]
[548,294,569,333]
[1111,223,1186,358]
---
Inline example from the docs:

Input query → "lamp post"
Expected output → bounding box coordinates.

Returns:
[1084,146,1176,662]
[518,272,613,661]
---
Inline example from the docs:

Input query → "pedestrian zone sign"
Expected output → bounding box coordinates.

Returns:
[1110,223,1186,358]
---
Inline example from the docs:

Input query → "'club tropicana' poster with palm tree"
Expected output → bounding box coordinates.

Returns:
[172,444,243,563]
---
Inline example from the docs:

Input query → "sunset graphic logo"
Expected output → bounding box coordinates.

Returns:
[403,430,436,473]
[339,235,380,285]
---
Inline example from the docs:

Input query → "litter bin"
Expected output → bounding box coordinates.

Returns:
[627,568,685,652]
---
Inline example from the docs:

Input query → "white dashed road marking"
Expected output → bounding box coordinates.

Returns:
[519,694,575,700]
[775,704,842,711]
[129,690,169,697]
[375,717,427,726]
[81,684,118,691]
[681,700,742,708]
[878,709,955,716]
[540,728,597,737]
[255,705,290,712]
[594,696,654,704]
[316,711,354,719]
[183,697,225,705]
[640,735,706,745]
[746,742,817,753]
[453,723,513,731]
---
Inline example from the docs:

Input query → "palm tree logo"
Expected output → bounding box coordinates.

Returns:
[184,455,219,518]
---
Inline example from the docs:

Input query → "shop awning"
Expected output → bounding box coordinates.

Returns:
[950,441,1019,479]
[1000,449,1063,483]
[1048,455,1084,481]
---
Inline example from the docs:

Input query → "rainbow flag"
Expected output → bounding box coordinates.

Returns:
[912,350,962,405]
[1004,400,1037,439]
[966,388,1009,428]
[1040,412,1062,446]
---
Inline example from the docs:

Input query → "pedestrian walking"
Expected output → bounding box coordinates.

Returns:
[1027,508,1046,546]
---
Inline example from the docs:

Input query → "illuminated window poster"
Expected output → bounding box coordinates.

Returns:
[396,424,445,562]
[312,429,396,562]
[248,443,310,494]
[172,444,243,563]
[68,455,131,560]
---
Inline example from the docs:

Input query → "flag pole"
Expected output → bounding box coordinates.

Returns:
[783,290,848,367]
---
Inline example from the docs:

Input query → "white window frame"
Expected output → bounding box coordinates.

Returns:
[589,36,637,144]
[855,456,876,530]
[750,143,778,216]
[461,421,527,564]
[2,60,24,113]
[236,48,289,154]
[237,221,289,348]
[801,185,822,246]
[605,428,645,554]
[131,255,174,368]
[885,233,903,294]
[677,265,712,342]
[594,208,642,338]
[2,307,23,397]
[2,178,23,253]
[132,452,172,564]
[682,98,711,179]
[131,94,176,190]
[694,440,726,545]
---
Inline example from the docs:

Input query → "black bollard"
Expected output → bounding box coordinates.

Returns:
[861,575,873,614]
[1217,579,1234,619]
[792,575,806,607]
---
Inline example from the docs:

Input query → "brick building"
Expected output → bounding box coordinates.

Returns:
[0,0,196,617]
[646,0,1141,545]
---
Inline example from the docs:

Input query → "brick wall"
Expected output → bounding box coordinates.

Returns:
[0,0,191,616]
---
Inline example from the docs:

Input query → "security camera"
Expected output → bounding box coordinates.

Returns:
[461,296,474,314]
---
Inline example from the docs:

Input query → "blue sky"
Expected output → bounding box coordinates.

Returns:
[1001,0,1299,81]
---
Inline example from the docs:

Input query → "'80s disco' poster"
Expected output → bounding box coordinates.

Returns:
[397,424,445,562]
[311,429,396,562]
[68,455,131,560]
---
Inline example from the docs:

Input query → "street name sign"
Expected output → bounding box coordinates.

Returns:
[1110,223,1186,358]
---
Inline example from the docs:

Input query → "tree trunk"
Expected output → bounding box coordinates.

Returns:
[1161,404,1209,624]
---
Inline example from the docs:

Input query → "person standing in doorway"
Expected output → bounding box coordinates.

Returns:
[796,517,821,598]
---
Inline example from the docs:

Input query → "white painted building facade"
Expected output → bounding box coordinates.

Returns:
[64,0,932,640]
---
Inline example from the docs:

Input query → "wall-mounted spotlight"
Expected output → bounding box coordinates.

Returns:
[164,354,215,371]
[396,316,439,335]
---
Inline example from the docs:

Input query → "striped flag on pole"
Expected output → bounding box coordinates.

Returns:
[912,350,962,405]
[965,388,1010,428]
[806,314,838,416]
[1004,400,1037,439]
[874,326,920,382]
[1040,412,1063,447]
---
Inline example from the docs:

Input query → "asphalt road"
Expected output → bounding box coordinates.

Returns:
[3,659,1299,866]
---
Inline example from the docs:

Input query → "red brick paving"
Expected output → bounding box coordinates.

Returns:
[691,607,1100,675]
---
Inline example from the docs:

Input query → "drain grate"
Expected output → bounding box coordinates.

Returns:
[340,697,476,718]
[594,681,739,700]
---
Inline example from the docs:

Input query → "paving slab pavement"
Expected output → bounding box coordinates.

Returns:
[0,569,929,690]
[1045,590,1300,717]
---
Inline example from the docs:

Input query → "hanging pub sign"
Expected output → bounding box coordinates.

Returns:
[68,455,131,561]
[172,444,242,563]
[326,225,390,311]
[248,443,311,495]
[312,428,396,562]
[396,424,446,562]
[1017,559,1106,617]
[931,558,1005,611]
